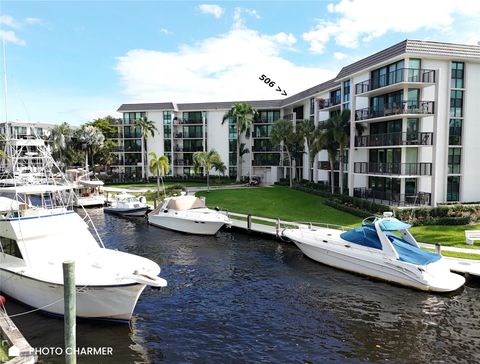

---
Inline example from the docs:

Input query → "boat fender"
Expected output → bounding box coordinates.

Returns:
[139,196,146,204]
[0,295,6,306]
[215,206,220,211]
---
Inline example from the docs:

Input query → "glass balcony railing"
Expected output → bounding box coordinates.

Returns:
[353,188,431,206]
[354,162,432,176]
[355,101,434,121]
[355,132,433,147]
[318,96,342,110]
[355,68,436,94]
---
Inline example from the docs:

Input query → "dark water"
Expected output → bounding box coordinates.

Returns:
[7,208,480,363]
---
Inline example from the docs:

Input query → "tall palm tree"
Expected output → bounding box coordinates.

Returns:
[49,122,72,167]
[296,119,316,181]
[270,119,298,188]
[135,116,158,181]
[149,152,170,199]
[222,102,258,182]
[328,110,351,194]
[76,125,105,175]
[192,149,223,191]
[314,126,339,194]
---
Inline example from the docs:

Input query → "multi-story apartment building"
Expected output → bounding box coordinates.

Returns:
[0,121,54,139]
[116,39,480,206]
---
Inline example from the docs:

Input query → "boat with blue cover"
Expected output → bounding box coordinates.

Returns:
[283,212,465,292]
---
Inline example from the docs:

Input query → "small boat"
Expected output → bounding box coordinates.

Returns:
[65,168,105,207]
[0,185,167,322]
[283,212,465,292]
[148,193,232,235]
[104,192,149,216]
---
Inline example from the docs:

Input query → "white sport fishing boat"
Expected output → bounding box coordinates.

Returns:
[104,192,149,217]
[283,212,465,292]
[0,134,167,322]
[148,193,232,235]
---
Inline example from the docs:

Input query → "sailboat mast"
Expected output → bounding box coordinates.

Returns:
[2,39,8,138]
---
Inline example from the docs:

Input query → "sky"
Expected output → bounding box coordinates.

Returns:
[1,0,480,125]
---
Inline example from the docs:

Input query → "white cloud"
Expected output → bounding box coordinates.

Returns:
[25,17,43,25]
[198,4,225,19]
[115,19,333,104]
[333,52,347,60]
[303,0,480,53]
[0,15,22,29]
[0,30,26,46]
[233,7,261,28]
[159,28,171,35]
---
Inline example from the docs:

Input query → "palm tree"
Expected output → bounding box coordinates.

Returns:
[314,126,339,194]
[149,152,170,199]
[76,125,105,175]
[222,102,258,183]
[192,149,223,191]
[296,119,316,181]
[270,119,298,188]
[49,122,72,167]
[135,116,158,181]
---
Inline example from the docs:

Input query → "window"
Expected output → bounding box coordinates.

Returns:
[310,97,315,119]
[451,62,464,89]
[0,237,23,259]
[330,89,341,105]
[449,119,462,145]
[450,90,463,117]
[448,148,461,174]
[343,80,350,103]
[408,59,421,82]
[183,126,203,138]
[183,112,203,124]
[447,176,460,202]
[123,112,145,125]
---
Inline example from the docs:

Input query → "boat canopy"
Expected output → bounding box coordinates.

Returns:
[166,196,206,211]
[378,218,411,231]
[79,180,104,187]
[0,197,21,212]
[0,185,73,194]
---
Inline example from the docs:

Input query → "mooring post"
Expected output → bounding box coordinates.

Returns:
[276,218,280,238]
[63,261,76,364]
[435,242,441,254]
[153,198,157,209]
[247,214,252,232]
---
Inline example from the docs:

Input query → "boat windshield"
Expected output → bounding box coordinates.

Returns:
[166,196,206,211]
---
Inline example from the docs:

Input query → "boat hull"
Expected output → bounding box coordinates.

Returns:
[73,196,105,208]
[284,230,464,292]
[104,206,148,217]
[0,269,146,322]
[148,215,225,235]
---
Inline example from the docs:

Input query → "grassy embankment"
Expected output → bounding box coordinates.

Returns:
[196,186,480,260]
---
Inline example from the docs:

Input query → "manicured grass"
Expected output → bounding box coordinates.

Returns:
[196,186,360,226]
[410,224,480,249]
[422,248,480,260]
[106,182,206,188]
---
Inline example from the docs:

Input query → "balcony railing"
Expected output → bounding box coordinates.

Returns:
[355,68,436,94]
[355,101,434,121]
[318,96,341,110]
[173,117,205,125]
[317,161,348,171]
[355,132,433,147]
[354,162,432,176]
[353,188,431,206]
[182,146,204,153]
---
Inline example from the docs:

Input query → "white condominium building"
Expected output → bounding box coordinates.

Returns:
[115,39,480,206]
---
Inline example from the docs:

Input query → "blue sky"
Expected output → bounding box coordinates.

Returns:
[1,0,479,124]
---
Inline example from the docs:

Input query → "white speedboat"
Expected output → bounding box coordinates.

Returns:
[65,168,105,207]
[104,192,149,217]
[0,185,167,322]
[148,193,232,235]
[283,212,465,292]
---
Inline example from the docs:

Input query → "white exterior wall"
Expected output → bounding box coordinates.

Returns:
[462,61,480,202]
[145,111,165,177]
[206,110,230,176]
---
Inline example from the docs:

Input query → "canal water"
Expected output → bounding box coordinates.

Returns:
[7,208,480,363]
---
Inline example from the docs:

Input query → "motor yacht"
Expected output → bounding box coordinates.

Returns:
[148,193,231,235]
[65,168,105,207]
[0,184,167,322]
[104,192,149,217]
[283,212,465,292]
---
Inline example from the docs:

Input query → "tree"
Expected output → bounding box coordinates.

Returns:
[149,152,170,199]
[87,116,118,139]
[49,122,72,167]
[314,126,339,194]
[222,102,258,183]
[75,125,105,175]
[296,119,316,181]
[270,119,302,188]
[192,149,223,191]
[329,110,351,195]
[135,116,158,181]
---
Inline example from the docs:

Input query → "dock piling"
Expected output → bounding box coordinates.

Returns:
[247,214,252,232]
[275,218,280,238]
[435,243,441,254]
[63,260,76,364]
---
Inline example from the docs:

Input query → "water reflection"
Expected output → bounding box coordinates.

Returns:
[6,208,480,363]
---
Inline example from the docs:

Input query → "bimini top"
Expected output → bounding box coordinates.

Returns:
[166,195,206,211]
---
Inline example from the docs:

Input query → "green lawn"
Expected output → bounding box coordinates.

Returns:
[197,186,360,226]
[410,224,480,249]
[106,182,206,188]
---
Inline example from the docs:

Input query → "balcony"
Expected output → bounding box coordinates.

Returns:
[354,162,432,176]
[355,68,436,96]
[355,132,433,147]
[182,146,204,153]
[353,188,431,206]
[355,101,434,122]
[317,161,348,172]
[318,96,341,110]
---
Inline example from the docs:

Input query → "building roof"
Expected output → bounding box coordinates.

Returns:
[117,102,175,112]
[279,78,339,107]
[336,39,480,80]
[177,100,282,111]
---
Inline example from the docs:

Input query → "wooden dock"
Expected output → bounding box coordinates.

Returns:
[0,309,36,363]
[227,212,480,278]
